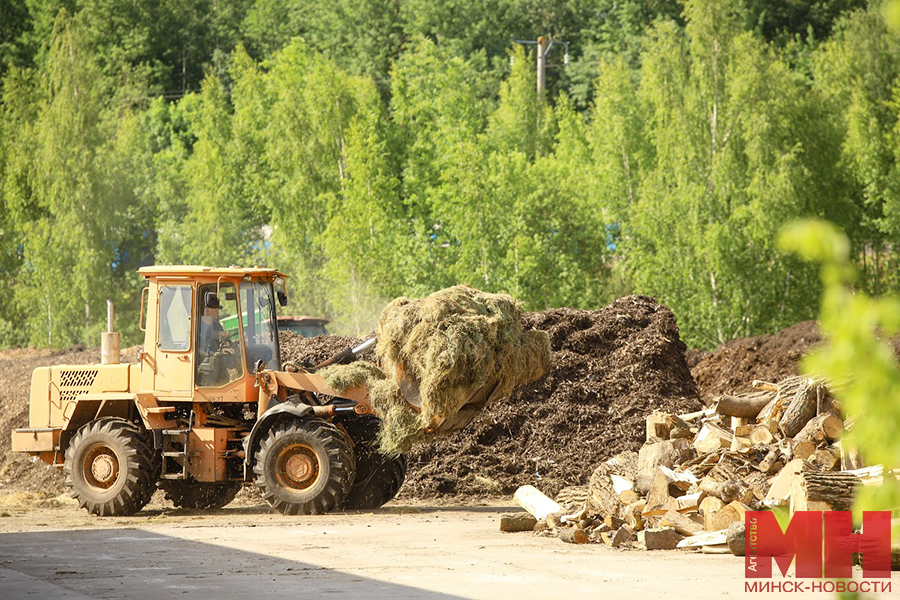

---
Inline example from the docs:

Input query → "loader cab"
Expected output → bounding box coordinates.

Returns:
[139,266,286,401]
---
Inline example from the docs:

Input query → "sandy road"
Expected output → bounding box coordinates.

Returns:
[0,500,895,599]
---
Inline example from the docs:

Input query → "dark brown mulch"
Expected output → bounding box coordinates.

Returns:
[394,296,702,499]
[689,321,822,404]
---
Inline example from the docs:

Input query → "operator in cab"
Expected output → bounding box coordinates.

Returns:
[199,293,228,358]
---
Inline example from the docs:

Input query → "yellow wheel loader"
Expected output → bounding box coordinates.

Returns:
[10,266,459,516]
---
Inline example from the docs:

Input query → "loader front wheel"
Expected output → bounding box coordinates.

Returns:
[253,420,355,515]
[64,418,156,517]
[161,478,242,509]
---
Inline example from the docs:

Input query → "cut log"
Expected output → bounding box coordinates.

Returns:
[765,459,806,504]
[792,441,816,460]
[588,453,639,517]
[752,380,778,392]
[677,530,728,548]
[500,513,538,532]
[514,485,563,520]
[678,408,716,422]
[699,497,724,531]
[709,501,750,531]
[603,515,626,530]
[699,479,742,503]
[749,426,774,446]
[727,521,746,556]
[646,411,672,441]
[555,485,589,508]
[660,509,703,536]
[675,492,705,512]
[700,455,753,503]
[623,499,646,531]
[639,527,684,550]
[610,525,635,548]
[733,424,755,437]
[790,471,859,512]
[779,379,818,438]
[693,423,733,454]
[730,436,752,453]
[759,397,785,433]
[757,447,783,474]
[559,527,588,544]
[715,392,773,419]
[642,497,679,517]
[638,439,692,477]
[645,469,672,512]
[811,448,838,471]
[618,489,640,505]
[659,465,698,491]
[794,413,843,444]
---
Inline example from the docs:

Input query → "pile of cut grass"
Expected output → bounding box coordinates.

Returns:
[320,285,551,454]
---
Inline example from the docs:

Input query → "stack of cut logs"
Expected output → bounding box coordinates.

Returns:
[507,375,888,553]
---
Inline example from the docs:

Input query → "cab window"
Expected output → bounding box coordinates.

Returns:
[195,283,244,387]
[158,286,192,351]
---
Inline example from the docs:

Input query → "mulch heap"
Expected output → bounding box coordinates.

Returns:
[688,321,821,405]
[281,294,702,500]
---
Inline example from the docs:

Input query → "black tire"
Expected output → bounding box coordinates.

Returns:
[161,478,242,509]
[64,418,156,517]
[253,419,355,515]
[341,455,407,510]
[340,417,407,510]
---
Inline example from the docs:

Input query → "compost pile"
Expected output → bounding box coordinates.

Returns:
[400,296,702,498]
[689,321,821,404]
[281,295,702,499]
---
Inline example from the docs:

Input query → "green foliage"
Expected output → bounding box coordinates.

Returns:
[779,218,900,518]
[3,0,900,351]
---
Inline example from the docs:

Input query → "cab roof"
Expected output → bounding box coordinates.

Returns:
[138,265,288,279]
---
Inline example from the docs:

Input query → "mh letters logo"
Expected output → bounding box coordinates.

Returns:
[745,511,891,578]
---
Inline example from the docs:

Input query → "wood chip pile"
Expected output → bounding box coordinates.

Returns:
[510,375,888,552]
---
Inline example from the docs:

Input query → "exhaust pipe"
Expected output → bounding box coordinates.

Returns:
[101,299,120,365]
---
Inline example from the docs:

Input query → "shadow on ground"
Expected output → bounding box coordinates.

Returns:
[0,528,466,599]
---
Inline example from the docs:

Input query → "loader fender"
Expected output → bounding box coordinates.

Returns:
[243,400,315,471]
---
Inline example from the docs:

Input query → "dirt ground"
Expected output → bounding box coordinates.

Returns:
[2,499,895,600]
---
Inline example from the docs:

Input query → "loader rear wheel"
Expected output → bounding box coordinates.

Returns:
[340,454,407,510]
[339,417,407,510]
[161,478,242,509]
[253,419,355,515]
[64,418,156,517]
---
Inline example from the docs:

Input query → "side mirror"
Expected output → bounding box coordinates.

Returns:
[204,292,220,309]
[277,290,288,307]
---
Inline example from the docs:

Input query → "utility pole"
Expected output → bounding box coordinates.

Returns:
[513,36,570,102]
[536,36,546,100]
